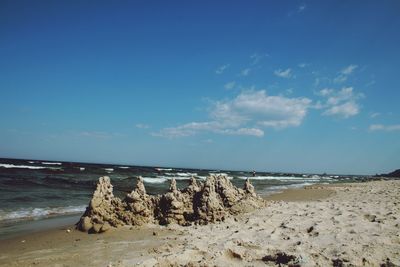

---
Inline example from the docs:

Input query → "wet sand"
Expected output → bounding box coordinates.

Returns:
[263,187,335,202]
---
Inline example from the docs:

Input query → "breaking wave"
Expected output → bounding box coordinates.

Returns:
[0,205,86,222]
[142,177,168,184]
[0,164,61,170]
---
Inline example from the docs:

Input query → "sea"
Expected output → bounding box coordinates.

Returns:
[0,157,368,239]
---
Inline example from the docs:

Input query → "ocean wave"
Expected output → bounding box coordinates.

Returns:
[288,182,314,188]
[142,177,168,184]
[41,162,62,165]
[41,176,96,187]
[119,166,130,169]
[155,168,173,171]
[0,164,61,170]
[238,176,319,181]
[0,205,86,222]
[104,168,114,172]
[165,172,197,177]
[260,182,315,195]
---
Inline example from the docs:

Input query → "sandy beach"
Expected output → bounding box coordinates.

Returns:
[0,179,399,266]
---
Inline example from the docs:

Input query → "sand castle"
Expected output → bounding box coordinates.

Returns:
[77,175,264,233]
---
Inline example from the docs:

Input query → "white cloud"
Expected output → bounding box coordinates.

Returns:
[334,64,358,83]
[152,121,264,138]
[325,87,359,105]
[274,68,292,78]
[213,90,311,129]
[323,101,359,118]
[216,128,264,137]
[333,75,347,84]
[154,90,312,138]
[341,64,358,75]
[317,87,363,118]
[152,122,219,138]
[288,3,307,16]
[136,123,150,129]
[240,68,251,76]
[285,88,293,95]
[224,81,236,90]
[250,53,267,65]
[298,4,306,12]
[317,88,334,96]
[215,64,230,74]
[78,131,120,139]
[369,124,400,131]
[370,112,380,118]
[298,63,308,68]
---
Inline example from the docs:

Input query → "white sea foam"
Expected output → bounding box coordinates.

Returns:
[79,167,85,171]
[238,176,319,181]
[119,166,130,169]
[0,205,86,222]
[0,164,60,170]
[260,182,315,196]
[104,168,114,172]
[167,176,189,181]
[142,177,168,184]
[165,172,197,177]
[176,172,197,177]
[41,162,62,165]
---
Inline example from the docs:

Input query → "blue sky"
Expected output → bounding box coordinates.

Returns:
[1,1,399,174]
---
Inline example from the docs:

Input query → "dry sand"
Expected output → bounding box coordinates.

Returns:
[0,180,399,266]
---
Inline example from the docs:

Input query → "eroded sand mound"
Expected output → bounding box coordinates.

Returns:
[77,175,264,233]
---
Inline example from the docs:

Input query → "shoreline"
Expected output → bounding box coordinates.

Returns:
[1,180,399,266]
[0,183,329,241]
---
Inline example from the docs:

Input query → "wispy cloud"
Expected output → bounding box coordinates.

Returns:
[153,90,312,138]
[341,64,358,75]
[334,64,358,83]
[240,68,251,76]
[370,112,380,119]
[136,123,150,129]
[298,63,309,68]
[317,88,334,97]
[288,3,307,16]
[152,122,264,138]
[317,87,364,118]
[219,128,264,137]
[250,53,268,65]
[323,102,359,118]
[369,124,400,131]
[78,131,122,139]
[274,68,292,78]
[215,64,230,74]
[224,81,236,90]
[298,3,306,12]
